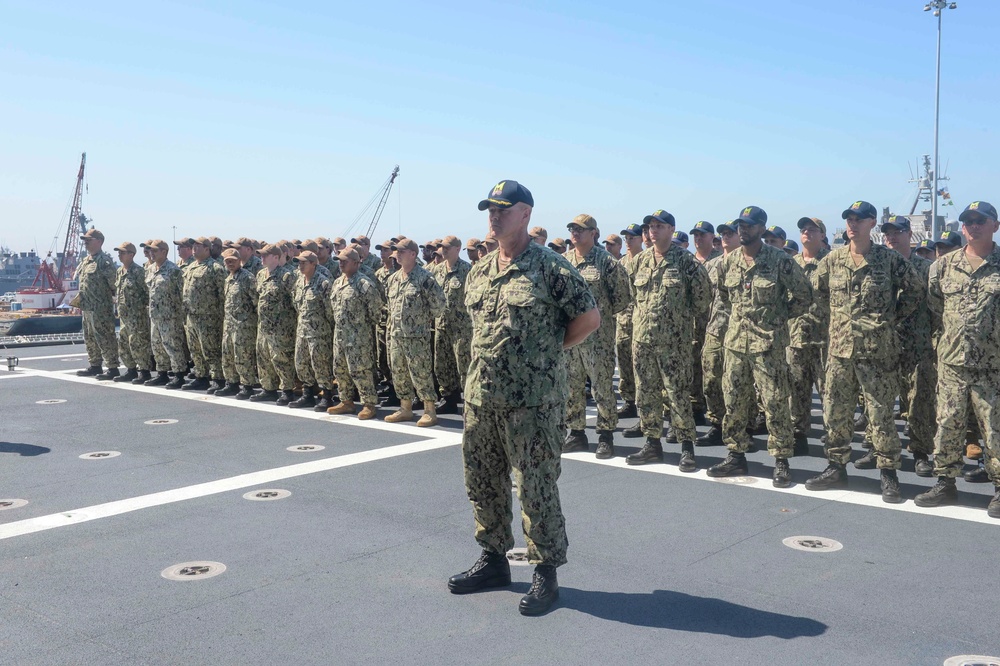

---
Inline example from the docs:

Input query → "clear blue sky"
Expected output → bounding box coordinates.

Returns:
[2,0,997,254]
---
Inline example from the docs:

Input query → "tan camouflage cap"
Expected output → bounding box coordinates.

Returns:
[336,248,360,262]
[141,239,169,252]
[567,214,598,230]
[295,250,319,263]
[256,243,282,257]
[465,237,481,249]
[547,238,567,251]
[297,239,320,253]
[114,242,137,254]
[173,237,194,246]
[80,228,104,241]
[529,226,548,239]
[221,248,240,260]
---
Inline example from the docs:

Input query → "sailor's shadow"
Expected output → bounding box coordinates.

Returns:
[559,588,827,638]
[0,442,51,456]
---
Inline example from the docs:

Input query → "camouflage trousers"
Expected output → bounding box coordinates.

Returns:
[615,318,635,403]
[462,401,568,567]
[634,341,695,441]
[118,314,151,371]
[256,330,296,391]
[566,335,618,432]
[150,312,187,374]
[434,324,471,396]
[376,322,391,383]
[185,313,222,380]
[82,306,119,368]
[722,347,793,458]
[221,321,258,386]
[334,330,378,406]
[295,332,334,390]
[702,332,726,427]
[690,317,707,412]
[932,363,1000,481]
[898,347,937,455]
[823,355,902,469]
[787,345,826,434]
[389,333,436,403]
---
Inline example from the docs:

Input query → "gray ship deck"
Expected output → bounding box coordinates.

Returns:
[2,345,998,665]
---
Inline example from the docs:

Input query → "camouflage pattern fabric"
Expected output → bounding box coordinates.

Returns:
[116,263,151,371]
[389,334,436,402]
[432,259,472,396]
[387,265,446,402]
[76,250,119,367]
[292,271,334,390]
[614,252,640,404]
[896,254,936,454]
[222,268,259,386]
[362,253,381,273]
[823,355,902,469]
[331,271,382,406]
[322,257,342,280]
[563,244,631,431]
[255,266,297,391]
[375,264,396,383]
[722,347,794,457]
[786,248,829,432]
[701,254,729,426]
[242,254,264,277]
[146,260,187,373]
[183,258,226,379]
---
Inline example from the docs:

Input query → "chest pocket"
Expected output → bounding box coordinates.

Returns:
[580,266,601,285]
[633,270,651,304]
[752,272,779,305]
[861,271,890,309]
[829,273,850,308]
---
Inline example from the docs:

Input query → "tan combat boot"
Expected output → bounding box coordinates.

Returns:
[327,400,356,415]
[357,404,378,420]
[384,399,414,423]
[416,401,438,427]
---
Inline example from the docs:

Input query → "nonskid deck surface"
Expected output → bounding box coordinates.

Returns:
[2,345,997,666]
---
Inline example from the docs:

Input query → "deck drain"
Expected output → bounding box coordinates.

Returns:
[0,499,29,511]
[944,657,1000,666]
[161,561,227,581]
[243,489,291,501]
[286,445,325,453]
[80,451,121,460]
[506,548,531,566]
[144,418,178,425]
[778,507,798,514]
[36,399,67,405]
[782,536,843,553]
[711,475,758,485]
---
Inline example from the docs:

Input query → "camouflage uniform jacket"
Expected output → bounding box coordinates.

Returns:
[115,263,148,320]
[362,253,381,273]
[464,242,597,408]
[330,272,381,346]
[431,258,472,333]
[182,258,225,316]
[814,244,921,360]
[242,254,264,277]
[386,264,446,337]
[292,271,333,338]
[75,251,116,310]
[898,253,933,354]
[255,267,296,337]
[322,257,342,280]
[615,252,641,328]
[375,263,396,326]
[719,243,812,354]
[704,253,730,339]
[631,245,711,347]
[224,268,258,326]
[695,249,723,264]
[565,245,631,343]
[146,260,184,318]
[787,247,830,349]
[928,243,1000,370]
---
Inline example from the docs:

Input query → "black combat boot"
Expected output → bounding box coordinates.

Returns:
[914,477,958,507]
[853,411,868,431]
[381,385,401,407]
[696,423,723,446]
[964,462,989,483]
[314,389,331,412]
[805,463,848,491]
[435,391,461,415]
[76,365,102,377]
[773,457,791,488]
[913,452,934,477]
[181,376,210,391]
[880,469,903,504]
[665,424,677,444]
[96,367,120,381]
[595,430,615,459]
[693,407,707,426]
[144,371,170,387]
[707,451,748,478]
[626,438,663,466]
[988,487,1000,519]
[749,412,768,436]
[235,385,254,400]
[213,382,240,397]
[562,430,589,453]
[519,565,559,616]
[164,373,186,390]
[250,389,280,403]
[132,369,152,385]
[289,386,317,409]
[275,389,296,406]
[622,422,643,438]
[853,449,876,469]
[616,401,637,419]
[447,550,511,594]
[114,368,138,383]
[206,378,225,395]
[678,441,697,473]
[793,429,810,457]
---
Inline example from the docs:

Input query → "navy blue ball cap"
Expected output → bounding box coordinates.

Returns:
[716,221,737,234]
[937,230,963,248]
[735,206,767,226]
[784,239,799,252]
[642,209,675,226]
[690,220,714,234]
[620,223,644,237]
[916,238,937,251]
[672,230,689,244]
[880,214,911,232]
[959,201,998,223]
[763,225,787,241]
[478,180,534,211]
[842,200,878,220]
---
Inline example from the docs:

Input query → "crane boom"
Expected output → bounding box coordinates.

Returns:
[363,165,399,240]
[58,152,88,285]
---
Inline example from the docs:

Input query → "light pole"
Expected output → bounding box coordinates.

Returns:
[924,1,957,239]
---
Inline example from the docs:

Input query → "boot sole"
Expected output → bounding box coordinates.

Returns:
[625,457,662,466]
[805,481,848,491]
[706,467,748,478]
[448,575,512,595]
[882,494,904,504]
[519,589,559,616]
[914,495,957,508]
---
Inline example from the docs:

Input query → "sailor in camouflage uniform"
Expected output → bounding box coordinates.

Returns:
[373,240,399,403]
[142,240,188,388]
[237,237,263,277]
[614,224,645,419]
[806,201,921,503]
[562,214,631,458]
[289,250,334,411]
[707,206,812,488]
[75,229,120,379]
[384,239,446,426]
[689,221,722,419]
[352,235,382,274]
[180,237,226,392]
[250,244,299,405]
[625,210,711,470]
[787,217,830,448]
[916,201,1000,518]
[316,237,342,280]
[215,249,259,399]
[112,242,152,384]
[448,180,599,617]
[326,248,383,420]
[431,235,473,414]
